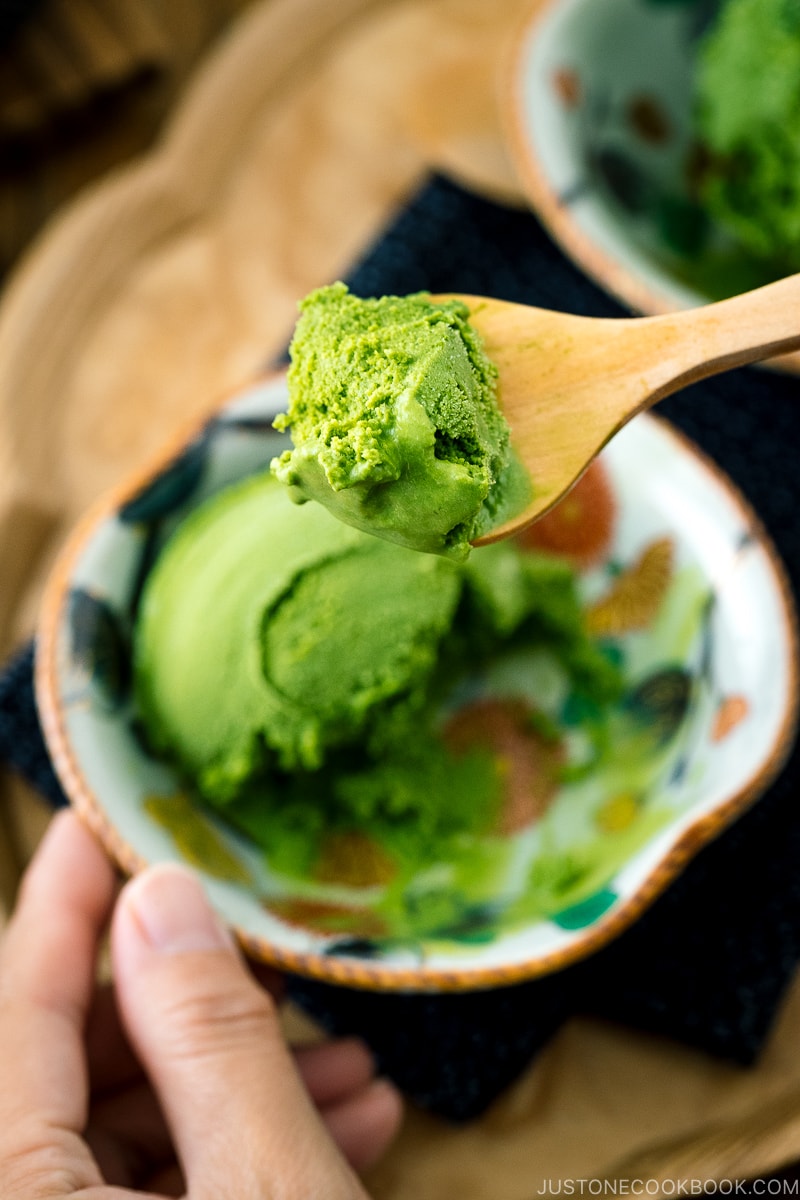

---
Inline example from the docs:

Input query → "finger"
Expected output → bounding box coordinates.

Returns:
[91,978,377,1109]
[295,1040,404,1169]
[0,811,115,1132]
[112,864,369,1199]
[91,997,388,1171]
[322,1079,404,1172]
[88,967,282,1095]
[295,1037,375,1107]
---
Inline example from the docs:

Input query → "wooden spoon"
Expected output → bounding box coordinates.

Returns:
[443,278,800,545]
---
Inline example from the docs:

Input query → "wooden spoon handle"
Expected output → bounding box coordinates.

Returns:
[641,272,800,404]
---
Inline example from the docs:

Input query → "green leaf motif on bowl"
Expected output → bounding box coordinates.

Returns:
[551,888,619,930]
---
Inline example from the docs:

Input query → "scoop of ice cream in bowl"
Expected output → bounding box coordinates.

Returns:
[36,302,797,991]
[507,0,800,373]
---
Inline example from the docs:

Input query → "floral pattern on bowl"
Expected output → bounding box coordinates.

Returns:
[507,0,797,359]
[36,373,798,991]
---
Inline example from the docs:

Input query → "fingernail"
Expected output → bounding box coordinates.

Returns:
[125,864,234,954]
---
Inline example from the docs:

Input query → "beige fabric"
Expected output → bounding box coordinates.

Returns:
[1,0,799,1193]
[366,977,800,1197]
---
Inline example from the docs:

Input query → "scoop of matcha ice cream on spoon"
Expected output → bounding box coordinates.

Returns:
[271,283,523,560]
[275,279,800,554]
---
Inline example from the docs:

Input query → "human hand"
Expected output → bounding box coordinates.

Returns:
[0,811,402,1197]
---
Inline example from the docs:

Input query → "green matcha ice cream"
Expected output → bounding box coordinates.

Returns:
[695,0,800,267]
[271,283,520,560]
[135,471,458,785]
[134,471,619,868]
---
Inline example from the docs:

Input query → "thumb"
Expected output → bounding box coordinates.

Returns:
[111,864,367,1200]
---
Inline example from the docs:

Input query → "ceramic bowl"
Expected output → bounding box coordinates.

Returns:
[505,0,800,372]
[36,372,797,992]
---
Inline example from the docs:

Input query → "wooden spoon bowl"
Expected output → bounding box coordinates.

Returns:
[445,277,800,543]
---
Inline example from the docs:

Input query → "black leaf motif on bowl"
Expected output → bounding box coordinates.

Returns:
[67,588,131,709]
[119,435,209,526]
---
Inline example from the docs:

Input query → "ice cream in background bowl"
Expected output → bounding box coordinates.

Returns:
[507,0,800,374]
[36,370,797,991]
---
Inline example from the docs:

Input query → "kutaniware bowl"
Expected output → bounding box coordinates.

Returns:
[36,372,797,992]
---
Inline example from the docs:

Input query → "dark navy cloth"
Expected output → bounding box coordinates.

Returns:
[0,642,65,807]
[3,175,800,1121]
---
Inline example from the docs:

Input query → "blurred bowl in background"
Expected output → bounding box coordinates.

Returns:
[504,0,800,372]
